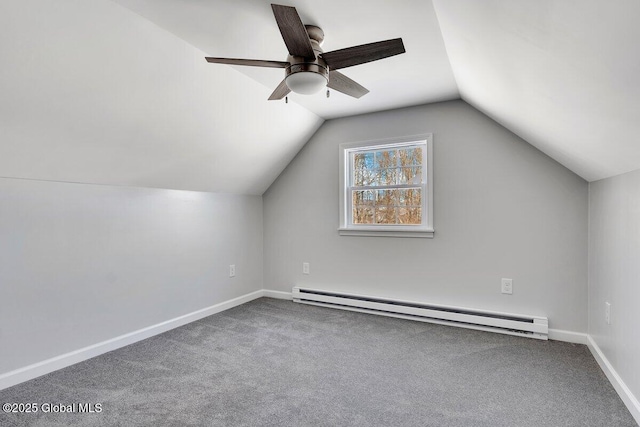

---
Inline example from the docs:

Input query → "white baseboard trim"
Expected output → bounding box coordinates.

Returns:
[0,290,265,391]
[587,335,640,425]
[548,329,587,344]
[263,290,293,300]
[4,289,636,427]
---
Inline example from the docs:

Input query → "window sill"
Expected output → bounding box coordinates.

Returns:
[338,227,434,238]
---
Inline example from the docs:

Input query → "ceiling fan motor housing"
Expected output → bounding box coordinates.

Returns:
[284,26,328,94]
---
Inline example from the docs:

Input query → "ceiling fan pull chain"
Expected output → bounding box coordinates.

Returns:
[285,96,288,104]
[327,89,330,98]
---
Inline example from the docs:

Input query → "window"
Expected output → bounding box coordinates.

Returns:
[339,134,433,238]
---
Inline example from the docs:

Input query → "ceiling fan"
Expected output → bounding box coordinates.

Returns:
[205,4,406,100]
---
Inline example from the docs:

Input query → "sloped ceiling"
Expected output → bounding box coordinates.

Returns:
[111,0,460,120]
[0,0,323,195]
[433,0,640,182]
[2,0,638,196]
[114,0,640,183]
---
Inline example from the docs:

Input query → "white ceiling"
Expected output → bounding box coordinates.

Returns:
[112,0,460,119]
[3,0,639,195]
[112,0,640,182]
[433,0,640,182]
[0,0,322,195]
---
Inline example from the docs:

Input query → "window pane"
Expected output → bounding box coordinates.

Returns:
[398,167,423,185]
[375,189,398,205]
[353,169,376,186]
[375,206,396,224]
[398,207,422,224]
[399,147,422,167]
[397,188,421,206]
[353,206,374,224]
[352,190,375,205]
[354,152,375,170]
[375,150,396,169]
[354,168,396,187]
[353,152,376,186]
[375,168,397,186]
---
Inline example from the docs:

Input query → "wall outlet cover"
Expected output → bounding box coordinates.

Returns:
[501,278,513,294]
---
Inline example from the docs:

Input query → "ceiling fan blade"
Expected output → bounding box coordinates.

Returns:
[205,57,289,68]
[268,78,291,100]
[327,70,369,98]
[321,38,405,70]
[271,4,315,59]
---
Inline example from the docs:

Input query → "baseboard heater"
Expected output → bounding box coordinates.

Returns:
[292,286,548,340]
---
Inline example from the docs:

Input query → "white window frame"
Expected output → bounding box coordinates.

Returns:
[338,134,434,238]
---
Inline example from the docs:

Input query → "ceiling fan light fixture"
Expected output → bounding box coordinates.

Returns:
[285,71,327,95]
[205,4,405,100]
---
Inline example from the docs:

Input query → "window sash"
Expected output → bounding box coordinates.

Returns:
[348,187,426,226]
[346,142,427,228]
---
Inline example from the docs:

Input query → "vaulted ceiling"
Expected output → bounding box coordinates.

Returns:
[2,0,639,194]
[112,0,459,119]
[113,0,640,184]
[433,0,640,182]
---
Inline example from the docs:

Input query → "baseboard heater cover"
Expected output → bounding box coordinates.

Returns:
[292,287,548,340]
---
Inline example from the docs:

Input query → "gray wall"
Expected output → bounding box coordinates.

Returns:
[589,169,640,402]
[0,178,263,374]
[264,101,588,333]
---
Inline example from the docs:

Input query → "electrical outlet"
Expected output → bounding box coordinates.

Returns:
[605,302,611,325]
[229,264,236,278]
[501,278,513,294]
[303,262,310,275]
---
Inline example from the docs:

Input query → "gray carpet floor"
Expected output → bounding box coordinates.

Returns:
[0,297,636,427]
